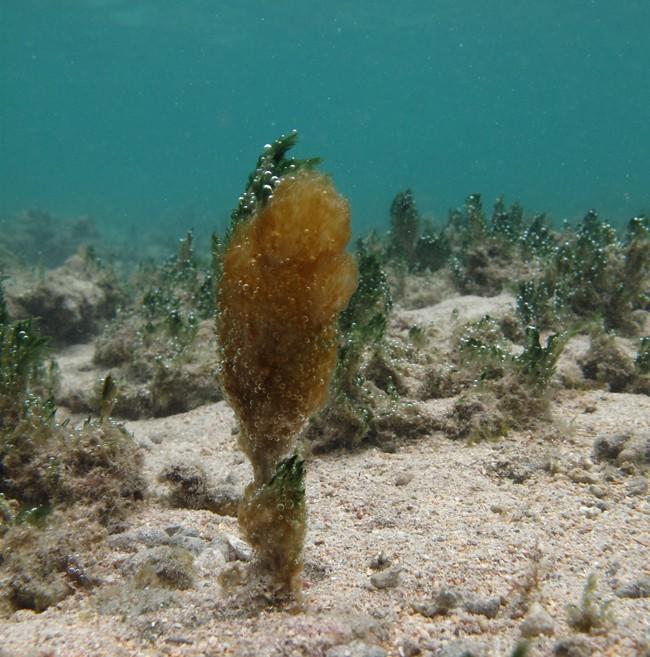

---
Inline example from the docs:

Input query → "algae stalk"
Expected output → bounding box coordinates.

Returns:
[216,133,357,596]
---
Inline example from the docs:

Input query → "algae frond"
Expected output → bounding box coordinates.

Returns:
[217,132,357,597]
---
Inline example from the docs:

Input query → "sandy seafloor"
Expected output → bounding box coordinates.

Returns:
[1,295,648,657]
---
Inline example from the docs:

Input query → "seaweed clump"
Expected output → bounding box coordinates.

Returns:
[216,132,357,597]
[306,238,433,452]
[0,285,145,611]
[89,231,221,418]
[445,312,569,441]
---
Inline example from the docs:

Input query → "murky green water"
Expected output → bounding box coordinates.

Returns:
[2,1,649,246]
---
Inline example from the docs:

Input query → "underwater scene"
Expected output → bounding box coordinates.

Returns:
[1,2,649,657]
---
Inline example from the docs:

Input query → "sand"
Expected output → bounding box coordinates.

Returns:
[1,296,648,657]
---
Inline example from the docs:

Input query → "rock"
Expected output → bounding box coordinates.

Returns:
[413,587,462,617]
[588,484,606,498]
[593,433,630,462]
[107,527,170,550]
[626,476,648,496]
[395,471,414,487]
[325,641,387,657]
[194,546,227,574]
[490,457,538,483]
[463,595,501,618]
[210,533,252,562]
[369,551,391,570]
[399,638,421,657]
[437,640,486,657]
[225,534,252,562]
[5,252,121,344]
[129,546,194,590]
[615,575,650,598]
[167,534,207,555]
[370,566,401,590]
[617,432,650,466]
[149,432,164,444]
[158,463,241,516]
[519,603,555,637]
[553,637,594,657]
[593,431,650,468]
[568,468,598,485]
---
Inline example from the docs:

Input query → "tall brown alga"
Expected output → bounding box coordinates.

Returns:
[216,133,357,597]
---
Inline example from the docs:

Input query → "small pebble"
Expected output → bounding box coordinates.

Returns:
[438,640,486,657]
[520,603,555,637]
[399,638,421,657]
[553,636,594,657]
[149,432,164,444]
[370,566,401,590]
[325,641,387,657]
[568,468,598,485]
[395,472,414,487]
[463,595,501,619]
[413,587,461,617]
[615,575,650,598]
[588,484,605,499]
[369,551,391,570]
[626,476,648,497]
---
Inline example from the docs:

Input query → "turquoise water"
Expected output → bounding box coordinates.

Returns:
[1,1,649,243]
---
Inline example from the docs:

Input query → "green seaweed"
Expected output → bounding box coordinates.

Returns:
[337,239,393,393]
[636,336,650,374]
[566,573,614,632]
[517,327,569,389]
[0,279,8,325]
[386,189,420,268]
[309,239,393,449]
[229,129,319,232]
[99,374,117,422]
[491,195,524,243]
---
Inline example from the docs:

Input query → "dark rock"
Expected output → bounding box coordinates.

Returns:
[463,594,501,618]
[413,587,462,617]
[553,637,594,657]
[593,433,631,462]
[369,551,391,570]
[370,566,401,590]
[593,431,650,468]
[158,463,241,516]
[399,638,422,657]
[615,575,650,598]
